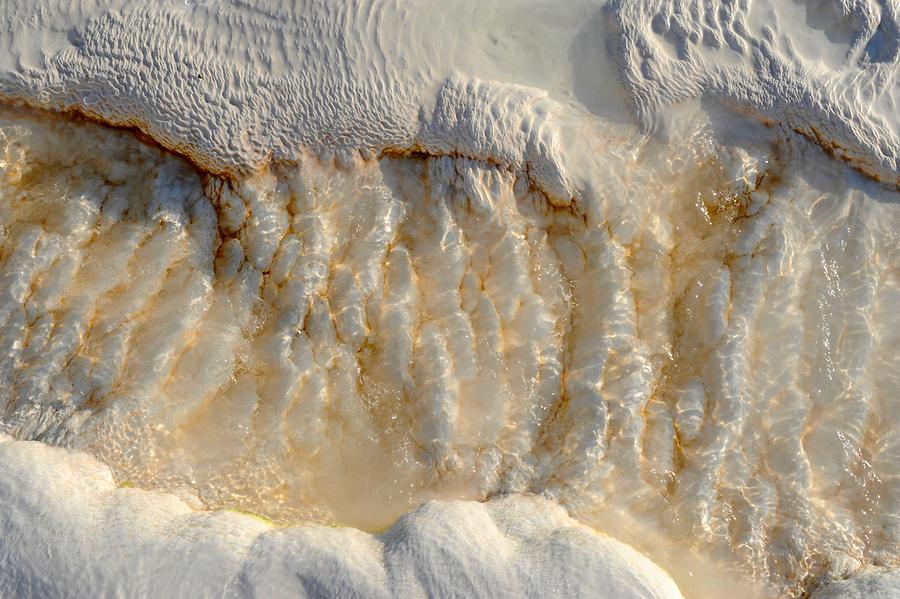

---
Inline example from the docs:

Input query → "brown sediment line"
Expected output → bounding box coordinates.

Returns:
[0,94,241,181]
[794,125,900,191]
[0,97,518,188]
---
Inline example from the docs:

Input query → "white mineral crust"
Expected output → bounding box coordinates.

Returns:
[0,1,898,598]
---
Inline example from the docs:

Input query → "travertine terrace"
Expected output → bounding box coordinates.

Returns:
[0,1,898,598]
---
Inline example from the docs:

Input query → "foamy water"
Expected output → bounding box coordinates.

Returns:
[0,1,899,598]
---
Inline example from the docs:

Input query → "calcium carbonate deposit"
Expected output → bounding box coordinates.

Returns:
[0,1,898,598]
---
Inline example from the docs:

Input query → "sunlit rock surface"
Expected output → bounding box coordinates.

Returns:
[0,0,899,598]
[609,0,900,186]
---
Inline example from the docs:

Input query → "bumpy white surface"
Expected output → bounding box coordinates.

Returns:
[0,0,592,205]
[2,0,896,187]
[0,1,898,598]
[0,433,683,599]
[609,0,900,186]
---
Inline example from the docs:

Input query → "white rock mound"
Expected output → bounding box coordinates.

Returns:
[0,433,684,599]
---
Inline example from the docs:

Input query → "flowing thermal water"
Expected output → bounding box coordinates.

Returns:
[0,1,898,598]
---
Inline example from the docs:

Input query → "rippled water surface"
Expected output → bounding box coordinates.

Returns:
[0,105,898,598]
